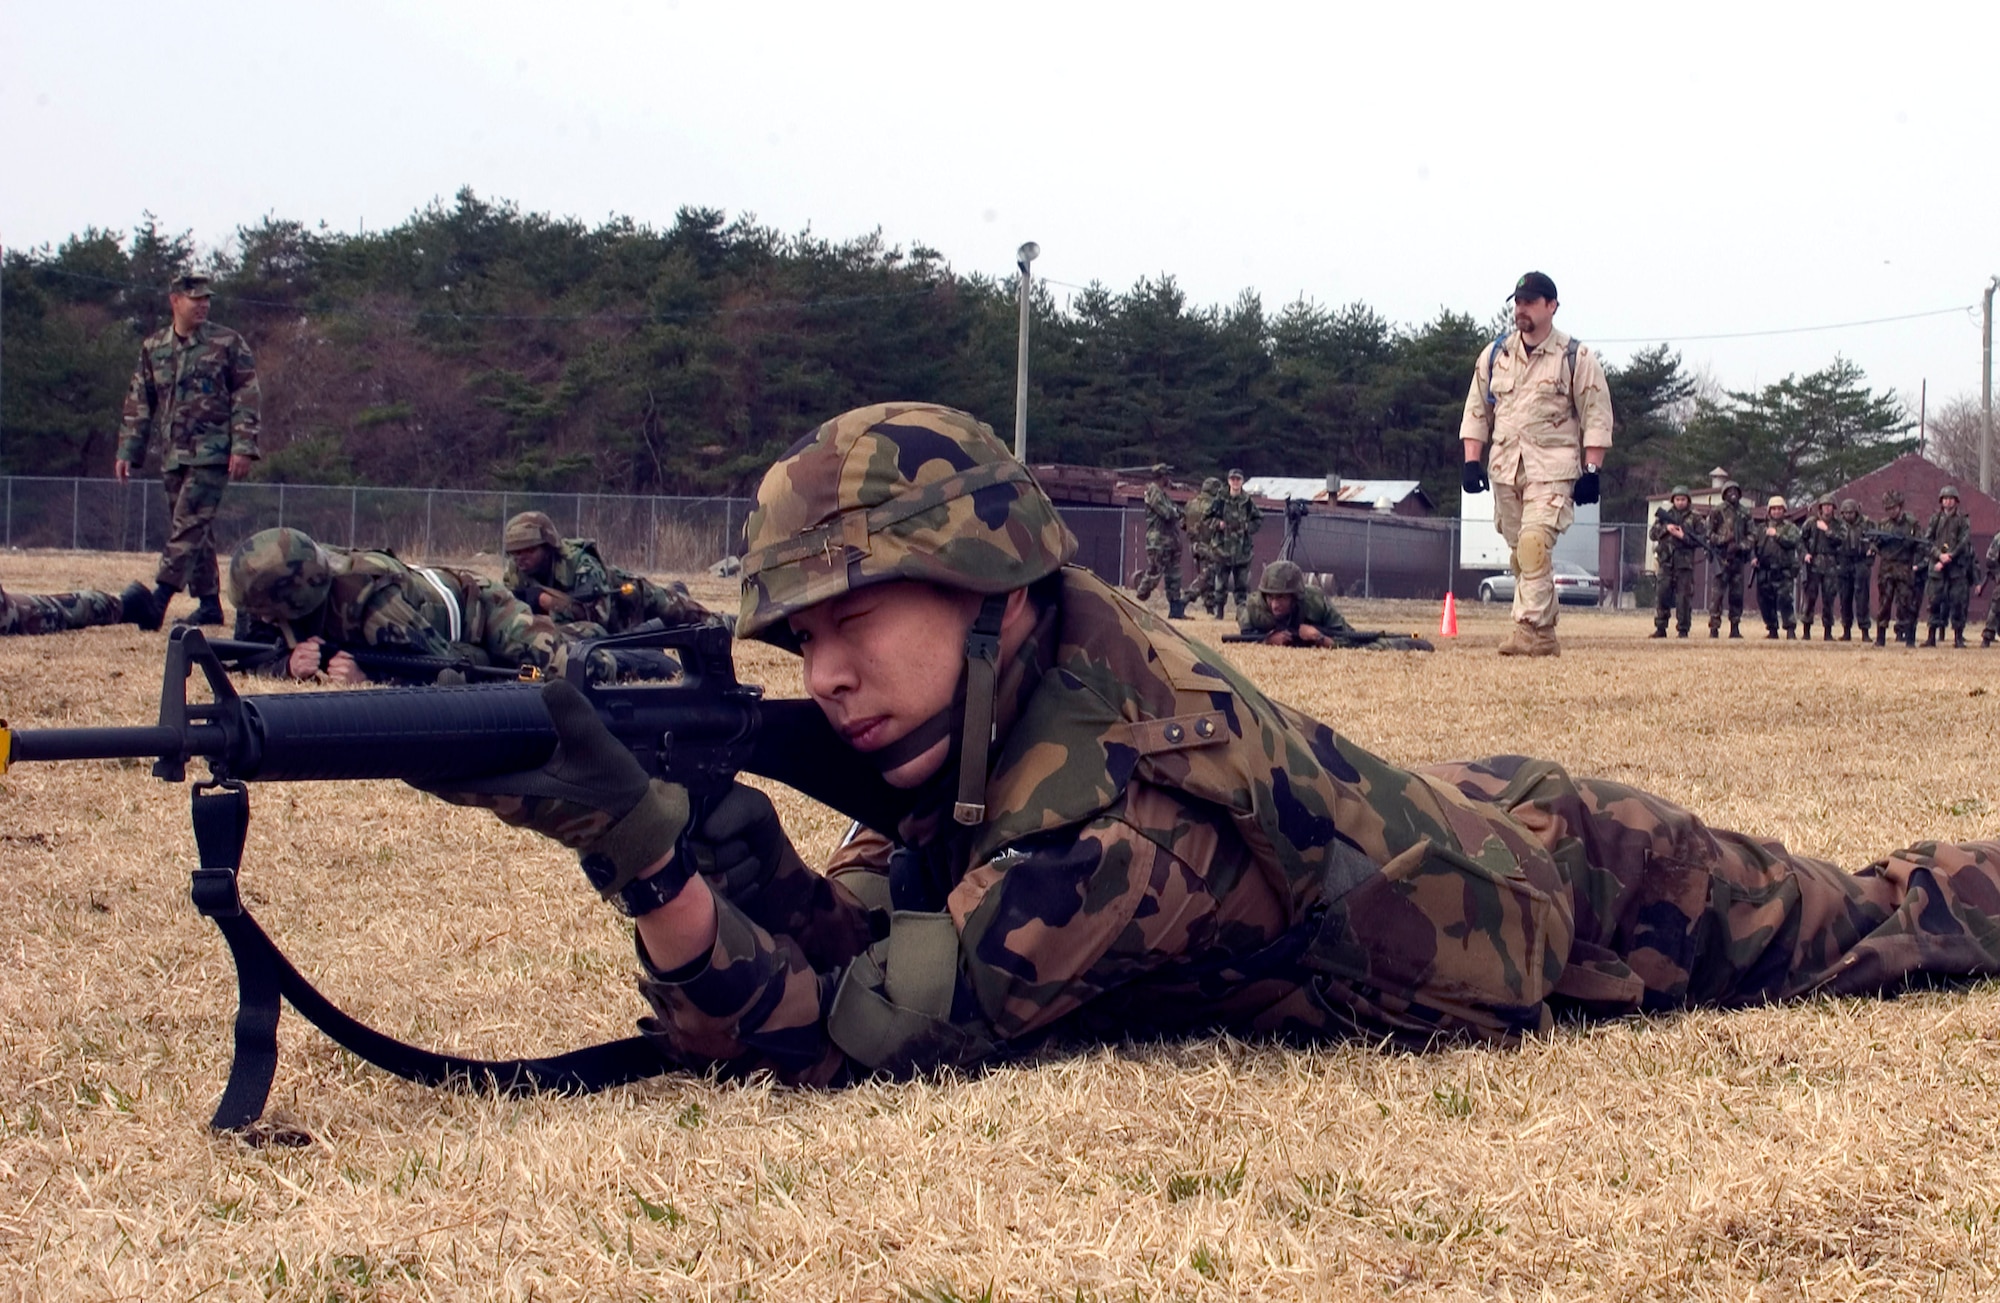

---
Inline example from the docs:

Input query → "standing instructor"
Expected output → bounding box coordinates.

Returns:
[1458,272,1613,656]
[113,273,260,627]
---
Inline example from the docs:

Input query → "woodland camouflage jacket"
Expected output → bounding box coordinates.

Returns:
[115,322,261,470]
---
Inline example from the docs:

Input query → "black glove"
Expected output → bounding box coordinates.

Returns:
[421,679,690,903]
[1572,467,1601,506]
[1461,461,1489,495]
[681,783,791,904]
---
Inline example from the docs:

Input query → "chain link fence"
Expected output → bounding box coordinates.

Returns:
[3,475,1664,606]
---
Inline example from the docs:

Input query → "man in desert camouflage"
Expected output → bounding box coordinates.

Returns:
[1922,486,1974,648]
[1458,271,1614,657]
[1831,498,1873,642]
[1,580,160,636]
[430,401,2000,1088]
[1750,495,1801,639]
[227,527,564,685]
[1648,487,1704,639]
[1797,496,1841,641]
[501,511,716,636]
[1186,476,1224,618]
[1205,469,1262,621]
[113,273,260,628]
[1704,480,1753,639]
[1870,490,1926,647]
[1128,466,1187,619]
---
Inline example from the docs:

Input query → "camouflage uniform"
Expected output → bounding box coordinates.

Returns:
[0,581,156,636]
[603,403,2000,1086]
[1982,536,2000,647]
[1870,493,1927,647]
[1186,478,1223,618]
[1239,560,1357,645]
[1796,499,1841,640]
[1831,500,1873,641]
[1922,492,1974,647]
[1206,477,1262,619]
[1703,485,1754,637]
[1749,499,1800,638]
[1647,494,1704,637]
[501,512,713,637]
[1129,474,1185,612]
[115,302,259,603]
[227,528,562,674]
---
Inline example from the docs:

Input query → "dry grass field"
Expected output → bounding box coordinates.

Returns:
[5,549,2000,1301]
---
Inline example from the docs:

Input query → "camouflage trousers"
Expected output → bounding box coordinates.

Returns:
[1653,562,1696,632]
[1878,567,1921,638]
[610,575,710,633]
[1313,755,2000,1043]
[1214,560,1252,614]
[1834,563,1872,633]
[1797,568,1838,631]
[156,465,230,597]
[1706,560,1747,625]
[1925,569,1972,632]
[1754,571,1795,633]
[1189,550,1220,615]
[459,575,564,669]
[1131,539,1183,603]
[0,585,124,636]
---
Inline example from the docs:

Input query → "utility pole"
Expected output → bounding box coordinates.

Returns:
[1983,277,1997,496]
[1013,242,1039,463]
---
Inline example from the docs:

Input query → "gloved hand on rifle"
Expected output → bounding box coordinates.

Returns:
[422,679,692,916]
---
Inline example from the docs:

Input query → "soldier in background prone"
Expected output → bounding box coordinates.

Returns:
[1128,465,1188,619]
[1,580,161,637]
[502,511,717,636]
[1235,561,1431,650]
[228,527,564,685]
[1648,486,1704,639]
[112,274,260,628]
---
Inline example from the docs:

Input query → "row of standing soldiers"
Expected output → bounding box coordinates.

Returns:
[1131,466,1264,619]
[1652,481,1989,647]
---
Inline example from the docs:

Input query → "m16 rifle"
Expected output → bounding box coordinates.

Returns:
[0,624,911,1134]
[1653,506,1723,564]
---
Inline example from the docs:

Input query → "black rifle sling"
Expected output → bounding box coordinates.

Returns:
[187,783,669,1134]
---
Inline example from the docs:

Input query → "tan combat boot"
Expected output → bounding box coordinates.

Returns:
[1497,621,1540,656]
[1526,623,1562,656]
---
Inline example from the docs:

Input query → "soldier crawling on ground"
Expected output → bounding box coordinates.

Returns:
[502,511,718,636]
[1,580,161,637]
[1236,561,1431,651]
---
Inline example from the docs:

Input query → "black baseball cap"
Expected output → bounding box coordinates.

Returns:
[1511,271,1558,302]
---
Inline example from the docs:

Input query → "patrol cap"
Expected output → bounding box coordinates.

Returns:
[1767,495,1787,510]
[169,273,213,298]
[1511,271,1558,302]
[1227,468,1245,480]
[503,510,561,552]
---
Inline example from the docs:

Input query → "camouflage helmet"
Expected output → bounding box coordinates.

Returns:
[1257,560,1306,596]
[1202,476,1223,493]
[1767,495,1787,510]
[1669,485,1691,499]
[1882,488,1905,508]
[1941,485,1961,501]
[1815,494,1837,511]
[737,402,1077,648]
[503,510,561,552]
[1839,498,1860,513]
[227,527,332,621]
[1721,480,1742,499]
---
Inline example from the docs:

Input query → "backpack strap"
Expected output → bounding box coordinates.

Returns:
[1481,331,1511,407]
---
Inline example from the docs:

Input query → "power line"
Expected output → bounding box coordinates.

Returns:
[1593,304,1974,344]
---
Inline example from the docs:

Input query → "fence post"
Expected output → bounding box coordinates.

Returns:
[1363,518,1372,599]
[139,484,148,554]
[499,494,508,555]
[575,493,584,537]
[424,489,434,558]
[4,478,10,548]
[349,486,358,547]
[277,482,286,529]
[648,496,657,571]
[72,478,80,549]
[723,498,735,561]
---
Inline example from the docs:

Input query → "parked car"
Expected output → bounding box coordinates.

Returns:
[1476,562,1603,606]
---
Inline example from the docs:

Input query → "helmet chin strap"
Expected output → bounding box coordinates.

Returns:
[858,593,1009,827]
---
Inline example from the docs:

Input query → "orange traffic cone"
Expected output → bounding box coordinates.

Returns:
[1440,592,1459,638]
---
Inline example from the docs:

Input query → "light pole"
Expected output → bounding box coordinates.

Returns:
[1983,276,1997,496]
[1013,241,1039,463]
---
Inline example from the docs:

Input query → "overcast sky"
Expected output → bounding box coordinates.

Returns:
[6,2,1997,418]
